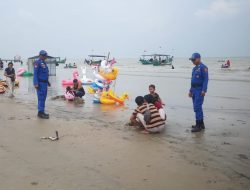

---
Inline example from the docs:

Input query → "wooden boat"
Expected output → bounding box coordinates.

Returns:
[84,55,106,66]
[55,57,66,64]
[64,64,77,69]
[139,54,174,66]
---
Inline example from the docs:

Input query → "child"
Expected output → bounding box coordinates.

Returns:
[66,86,74,96]
[148,84,165,107]
[149,89,167,121]
[152,96,163,110]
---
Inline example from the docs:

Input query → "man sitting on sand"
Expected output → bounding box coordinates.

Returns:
[72,79,85,98]
[130,95,165,133]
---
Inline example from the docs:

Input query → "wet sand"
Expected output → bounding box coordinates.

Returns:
[0,97,249,190]
[0,57,250,189]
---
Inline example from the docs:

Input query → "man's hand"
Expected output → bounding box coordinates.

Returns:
[34,85,39,90]
[201,91,206,97]
[48,81,51,87]
[188,92,193,98]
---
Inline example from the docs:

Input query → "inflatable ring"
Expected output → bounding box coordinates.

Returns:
[17,68,26,76]
[64,91,75,101]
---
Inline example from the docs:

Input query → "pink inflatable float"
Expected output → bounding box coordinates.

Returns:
[61,70,80,86]
[17,68,26,76]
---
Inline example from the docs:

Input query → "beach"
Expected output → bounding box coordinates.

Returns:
[0,57,250,189]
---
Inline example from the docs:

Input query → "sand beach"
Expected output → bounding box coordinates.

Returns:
[0,57,250,189]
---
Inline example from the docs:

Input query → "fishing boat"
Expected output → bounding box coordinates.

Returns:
[84,55,106,66]
[139,54,173,66]
[218,59,225,63]
[55,57,66,64]
[64,63,77,69]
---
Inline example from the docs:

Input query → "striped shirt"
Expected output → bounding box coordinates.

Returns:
[133,103,165,129]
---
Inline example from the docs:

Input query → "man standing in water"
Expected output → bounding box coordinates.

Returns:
[34,50,50,119]
[189,53,209,132]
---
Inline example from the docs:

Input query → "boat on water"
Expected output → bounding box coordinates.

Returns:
[84,55,106,66]
[218,59,226,63]
[139,54,174,66]
[55,57,66,64]
[64,63,77,69]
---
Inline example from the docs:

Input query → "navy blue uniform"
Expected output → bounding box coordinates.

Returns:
[190,63,209,121]
[33,59,49,113]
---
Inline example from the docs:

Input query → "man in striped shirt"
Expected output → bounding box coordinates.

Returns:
[130,96,166,133]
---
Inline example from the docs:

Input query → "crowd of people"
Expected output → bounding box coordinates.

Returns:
[0,50,209,134]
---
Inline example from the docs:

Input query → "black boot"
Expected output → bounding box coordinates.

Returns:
[37,112,49,119]
[200,120,205,129]
[191,120,202,133]
[43,112,50,118]
[192,120,198,128]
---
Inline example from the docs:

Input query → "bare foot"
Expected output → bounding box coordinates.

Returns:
[140,130,150,134]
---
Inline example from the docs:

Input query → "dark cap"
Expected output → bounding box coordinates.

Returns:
[189,52,201,60]
[39,50,48,56]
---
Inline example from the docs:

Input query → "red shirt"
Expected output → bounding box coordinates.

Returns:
[154,101,163,109]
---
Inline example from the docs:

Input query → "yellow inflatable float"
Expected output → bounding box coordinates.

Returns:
[108,90,129,105]
[87,86,95,94]
[99,67,119,80]
[100,90,129,105]
[100,91,116,104]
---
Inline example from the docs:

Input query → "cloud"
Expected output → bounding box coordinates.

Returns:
[195,0,249,19]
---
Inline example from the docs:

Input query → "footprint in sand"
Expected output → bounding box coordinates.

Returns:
[30,182,39,186]
[238,154,248,160]
[8,117,15,120]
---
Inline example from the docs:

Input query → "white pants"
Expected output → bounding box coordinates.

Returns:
[6,77,14,95]
[159,108,167,120]
[137,113,165,133]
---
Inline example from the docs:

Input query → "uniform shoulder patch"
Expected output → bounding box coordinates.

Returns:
[34,62,39,68]
[204,68,208,72]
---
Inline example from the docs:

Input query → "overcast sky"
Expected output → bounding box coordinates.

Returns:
[0,0,250,58]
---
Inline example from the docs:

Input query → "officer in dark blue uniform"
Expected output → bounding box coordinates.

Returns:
[34,50,51,119]
[189,53,209,132]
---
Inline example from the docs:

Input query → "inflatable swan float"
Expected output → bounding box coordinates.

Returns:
[80,67,93,85]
